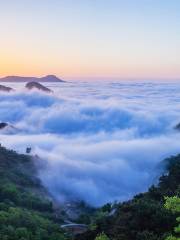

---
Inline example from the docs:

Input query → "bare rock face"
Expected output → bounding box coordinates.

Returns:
[25,82,52,93]
[0,85,14,92]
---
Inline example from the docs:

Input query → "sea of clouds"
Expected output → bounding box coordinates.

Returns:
[0,81,180,206]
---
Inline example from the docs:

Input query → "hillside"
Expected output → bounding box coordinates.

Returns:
[0,145,67,240]
[0,145,180,240]
[0,75,64,83]
[77,155,180,240]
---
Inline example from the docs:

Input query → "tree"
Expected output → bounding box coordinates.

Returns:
[95,232,110,240]
[164,196,180,240]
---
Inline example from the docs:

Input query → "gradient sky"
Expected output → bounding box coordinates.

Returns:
[0,0,180,80]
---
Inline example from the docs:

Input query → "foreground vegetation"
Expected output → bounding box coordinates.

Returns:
[77,155,180,240]
[164,196,180,240]
[0,145,180,240]
[0,145,67,240]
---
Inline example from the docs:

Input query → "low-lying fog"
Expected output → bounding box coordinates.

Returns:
[1,81,180,206]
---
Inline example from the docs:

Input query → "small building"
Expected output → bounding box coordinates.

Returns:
[61,223,88,235]
[26,147,32,154]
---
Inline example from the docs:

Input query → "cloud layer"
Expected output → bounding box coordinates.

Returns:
[0,81,180,206]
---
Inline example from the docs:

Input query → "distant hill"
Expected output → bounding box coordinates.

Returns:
[0,84,14,92]
[0,75,65,82]
[26,82,52,92]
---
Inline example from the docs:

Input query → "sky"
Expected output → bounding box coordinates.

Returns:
[0,0,180,81]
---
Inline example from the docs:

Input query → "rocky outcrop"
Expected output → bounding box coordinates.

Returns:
[0,75,64,82]
[0,122,8,129]
[0,84,14,92]
[0,122,17,134]
[25,82,52,93]
[174,122,180,130]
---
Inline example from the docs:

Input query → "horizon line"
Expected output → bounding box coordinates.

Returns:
[0,74,180,82]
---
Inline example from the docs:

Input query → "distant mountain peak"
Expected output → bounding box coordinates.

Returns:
[45,74,57,78]
[0,75,65,83]
[42,75,63,81]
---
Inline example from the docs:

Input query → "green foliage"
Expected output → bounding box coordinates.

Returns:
[165,236,177,240]
[95,232,109,240]
[164,197,180,213]
[0,207,66,240]
[1,145,180,240]
[0,146,67,240]
[164,196,180,240]
[77,154,180,240]
[101,203,112,213]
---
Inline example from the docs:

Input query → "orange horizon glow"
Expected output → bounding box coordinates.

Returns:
[0,1,180,81]
[0,50,180,81]
[1,59,179,81]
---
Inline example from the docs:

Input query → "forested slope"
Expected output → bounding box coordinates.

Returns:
[0,145,180,240]
[0,145,67,240]
[77,155,180,240]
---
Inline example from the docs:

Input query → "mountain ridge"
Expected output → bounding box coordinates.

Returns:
[0,75,65,82]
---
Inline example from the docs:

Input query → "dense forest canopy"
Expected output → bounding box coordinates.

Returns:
[0,145,179,240]
[0,145,67,240]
